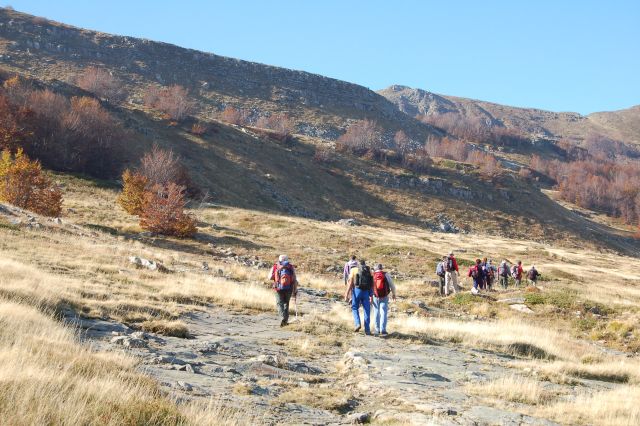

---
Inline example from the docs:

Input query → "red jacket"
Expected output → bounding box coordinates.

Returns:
[468,265,480,279]
[516,265,523,279]
[448,256,459,273]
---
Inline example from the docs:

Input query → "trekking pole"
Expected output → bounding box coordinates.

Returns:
[295,296,298,320]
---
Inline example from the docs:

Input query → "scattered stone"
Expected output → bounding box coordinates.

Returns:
[336,218,360,227]
[176,381,192,392]
[349,412,371,424]
[51,217,62,224]
[202,262,209,271]
[497,298,525,305]
[110,335,148,348]
[130,331,148,340]
[510,304,534,314]
[128,256,169,273]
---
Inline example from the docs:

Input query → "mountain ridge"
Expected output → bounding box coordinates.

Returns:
[378,85,640,145]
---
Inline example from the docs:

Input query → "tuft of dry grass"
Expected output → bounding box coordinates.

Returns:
[277,387,352,413]
[466,374,552,405]
[141,319,189,338]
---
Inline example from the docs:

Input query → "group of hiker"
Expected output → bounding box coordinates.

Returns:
[267,252,539,335]
[435,252,540,295]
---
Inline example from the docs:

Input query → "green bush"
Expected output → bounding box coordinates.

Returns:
[524,293,545,306]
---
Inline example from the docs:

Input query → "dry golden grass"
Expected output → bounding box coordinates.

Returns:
[277,387,352,413]
[543,385,640,426]
[466,374,552,405]
[514,359,640,385]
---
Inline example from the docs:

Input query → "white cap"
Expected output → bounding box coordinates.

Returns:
[449,251,454,256]
[279,254,288,262]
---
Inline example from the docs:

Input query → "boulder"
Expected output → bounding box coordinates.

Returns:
[128,256,169,272]
[510,304,534,314]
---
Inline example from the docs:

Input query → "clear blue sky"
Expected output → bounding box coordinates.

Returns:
[5,0,639,114]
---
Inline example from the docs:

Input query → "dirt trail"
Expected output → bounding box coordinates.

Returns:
[65,287,568,425]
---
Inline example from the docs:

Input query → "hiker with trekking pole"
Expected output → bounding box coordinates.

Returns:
[443,251,460,296]
[343,255,359,303]
[269,254,298,327]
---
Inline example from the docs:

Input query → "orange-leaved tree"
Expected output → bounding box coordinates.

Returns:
[139,183,196,237]
[117,169,148,216]
[0,149,62,216]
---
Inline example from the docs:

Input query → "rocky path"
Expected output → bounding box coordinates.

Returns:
[66,289,560,425]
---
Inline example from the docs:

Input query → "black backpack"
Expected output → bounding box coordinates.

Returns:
[445,257,455,272]
[356,265,373,290]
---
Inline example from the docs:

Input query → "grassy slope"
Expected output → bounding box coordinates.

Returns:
[1,176,640,423]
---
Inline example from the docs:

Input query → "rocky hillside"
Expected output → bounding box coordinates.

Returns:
[0,8,436,142]
[379,85,640,145]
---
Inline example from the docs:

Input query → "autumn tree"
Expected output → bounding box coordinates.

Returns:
[0,149,62,216]
[138,145,198,196]
[76,67,127,103]
[117,169,148,215]
[220,106,249,126]
[144,85,193,121]
[139,183,196,237]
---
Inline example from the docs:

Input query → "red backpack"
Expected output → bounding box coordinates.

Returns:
[276,263,294,291]
[373,271,390,298]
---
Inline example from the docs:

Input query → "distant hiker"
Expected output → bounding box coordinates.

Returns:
[435,256,447,296]
[345,260,373,335]
[485,259,497,291]
[511,261,524,286]
[372,263,396,336]
[479,257,489,290]
[269,254,298,327]
[527,265,539,286]
[343,255,359,303]
[468,259,482,294]
[498,260,510,289]
[444,251,459,296]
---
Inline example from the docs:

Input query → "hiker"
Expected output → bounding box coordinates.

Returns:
[498,260,510,289]
[345,260,373,335]
[485,259,497,291]
[372,263,396,336]
[343,255,359,303]
[479,257,489,290]
[511,261,524,286]
[468,259,483,294]
[269,254,298,327]
[435,256,447,296]
[528,265,539,286]
[443,251,459,296]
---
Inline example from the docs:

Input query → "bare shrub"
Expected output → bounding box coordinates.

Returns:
[144,85,193,121]
[190,122,208,136]
[393,130,412,154]
[313,146,333,164]
[140,183,196,237]
[518,167,533,180]
[255,113,295,139]
[0,149,62,217]
[75,67,126,103]
[220,106,249,126]
[402,145,433,173]
[425,137,470,162]
[336,119,383,154]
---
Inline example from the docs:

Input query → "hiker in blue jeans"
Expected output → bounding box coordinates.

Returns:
[345,260,373,334]
[372,263,397,336]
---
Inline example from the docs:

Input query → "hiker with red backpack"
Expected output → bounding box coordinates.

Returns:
[269,254,298,327]
[468,259,483,294]
[345,260,373,335]
[372,263,396,336]
[511,261,524,287]
[443,251,459,296]
[343,255,359,303]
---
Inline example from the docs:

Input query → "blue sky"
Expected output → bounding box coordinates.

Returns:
[5,1,639,114]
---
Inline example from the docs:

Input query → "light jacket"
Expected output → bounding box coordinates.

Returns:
[343,259,359,284]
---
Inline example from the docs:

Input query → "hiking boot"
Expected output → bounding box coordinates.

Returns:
[354,325,361,332]
[381,331,388,336]
[280,319,288,327]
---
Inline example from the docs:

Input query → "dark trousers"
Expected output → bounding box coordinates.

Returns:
[276,289,292,324]
[500,275,509,289]
[438,275,445,296]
